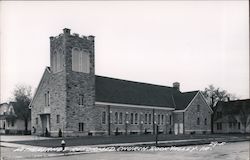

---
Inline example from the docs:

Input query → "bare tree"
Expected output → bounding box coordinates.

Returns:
[202,84,237,107]
[202,85,237,133]
[12,84,32,133]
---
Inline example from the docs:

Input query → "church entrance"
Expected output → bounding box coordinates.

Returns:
[40,114,51,136]
[174,123,183,135]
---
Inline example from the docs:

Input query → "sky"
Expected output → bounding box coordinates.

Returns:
[0,1,249,102]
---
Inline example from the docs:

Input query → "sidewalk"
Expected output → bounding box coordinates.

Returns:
[1,135,249,159]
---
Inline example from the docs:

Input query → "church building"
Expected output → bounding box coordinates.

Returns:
[29,28,213,137]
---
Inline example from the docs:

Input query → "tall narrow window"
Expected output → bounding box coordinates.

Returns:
[158,115,160,125]
[125,113,128,123]
[119,112,123,124]
[135,113,138,124]
[204,118,207,125]
[197,105,200,112]
[72,48,90,73]
[161,115,164,125]
[45,93,47,106]
[169,115,172,125]
[238,122,241,129]
[145,114,148,124]
[115,112,118,124]
[53,50,63,73]
[131,113,134,124]
[79,95,84,105]
[149,114,152,124]
[45,91,50,106]
[79,123,84,132]
[47,91,50,106]
[36,118,38,125]
[102,112,106,124]
[197,118,200,125]
[56,115,60,123]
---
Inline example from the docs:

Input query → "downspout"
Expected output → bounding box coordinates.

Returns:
[153,109,155,135]
[183,112,185,134]
[108,105,111,136]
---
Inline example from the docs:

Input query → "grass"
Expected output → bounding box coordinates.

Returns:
[7,133,250,148]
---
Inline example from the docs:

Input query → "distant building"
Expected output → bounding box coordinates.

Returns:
[0,102,31,134]
[213,99,250,133]
[29,28,213,137]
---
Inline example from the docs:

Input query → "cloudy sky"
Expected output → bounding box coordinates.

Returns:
[0,1,249,102]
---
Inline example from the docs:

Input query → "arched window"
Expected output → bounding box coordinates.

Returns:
[72,47,90,73]
[53,49,63,73]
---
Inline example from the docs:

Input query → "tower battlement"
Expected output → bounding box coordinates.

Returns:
[49,28,95,42]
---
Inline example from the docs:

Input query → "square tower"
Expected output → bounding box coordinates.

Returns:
[49,28,96,136]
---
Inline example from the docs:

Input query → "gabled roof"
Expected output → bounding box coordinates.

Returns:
[29,67,51,108]
[173,91,199,110]
[95,76,198,110]
[29,68,201,110]
[215,99,250,114]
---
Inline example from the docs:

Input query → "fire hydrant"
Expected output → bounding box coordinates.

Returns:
[61,140,66,151]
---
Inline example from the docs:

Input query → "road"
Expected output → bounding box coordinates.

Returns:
[1,141,249,160]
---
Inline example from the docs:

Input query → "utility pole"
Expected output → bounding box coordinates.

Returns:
[155,125,159,146]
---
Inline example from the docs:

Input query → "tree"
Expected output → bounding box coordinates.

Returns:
[12,84,32,133]
[202,85,237,133]
[202,85,237,108]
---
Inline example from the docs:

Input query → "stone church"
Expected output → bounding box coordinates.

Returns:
[29,28,213,137]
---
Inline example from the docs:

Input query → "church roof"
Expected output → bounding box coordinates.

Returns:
[95,76,198,110]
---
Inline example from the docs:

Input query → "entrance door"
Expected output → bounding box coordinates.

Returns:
[40,114,51,136]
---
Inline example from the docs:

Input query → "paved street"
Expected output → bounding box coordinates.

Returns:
[1,141,249,160]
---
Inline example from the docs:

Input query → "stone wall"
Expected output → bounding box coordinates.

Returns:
[96,104,174,135]
[63,32,97,136]
[184,92,212,134]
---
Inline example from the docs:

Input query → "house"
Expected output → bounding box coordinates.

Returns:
[29,28,213,137]
[213,99,250,133]
[0,102,31,134]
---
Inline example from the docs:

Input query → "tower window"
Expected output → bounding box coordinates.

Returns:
[56,115,60,123]
[79,123,84,132]
[36,118,38,125]
[72,47,90,73]
[204,118,207,125]
[79,95,84,105]
[52,49,63,73]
